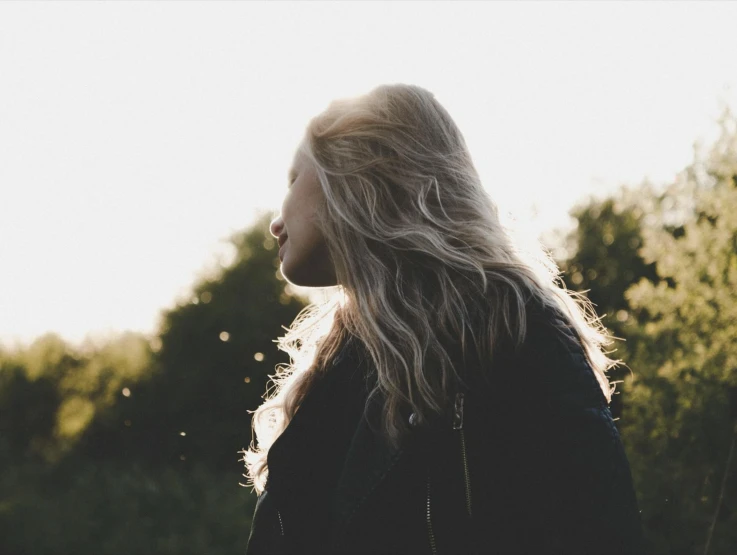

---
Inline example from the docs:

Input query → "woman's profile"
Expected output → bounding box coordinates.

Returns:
[242,83,644,555]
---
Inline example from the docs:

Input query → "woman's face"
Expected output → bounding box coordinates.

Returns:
[269,147,338,287]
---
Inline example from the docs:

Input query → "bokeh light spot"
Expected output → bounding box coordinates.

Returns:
[149,337,162,352]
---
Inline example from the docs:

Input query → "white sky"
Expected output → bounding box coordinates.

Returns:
[1,2,736,349]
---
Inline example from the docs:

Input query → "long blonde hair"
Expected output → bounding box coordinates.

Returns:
[242,84,618,495]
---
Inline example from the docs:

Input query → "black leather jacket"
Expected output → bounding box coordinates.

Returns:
[246,306,645,555]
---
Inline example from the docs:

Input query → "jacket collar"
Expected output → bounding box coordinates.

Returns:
[329,384,407,532]
[265,335,465,538]
[265,337,415,534]
[329,342,448,535]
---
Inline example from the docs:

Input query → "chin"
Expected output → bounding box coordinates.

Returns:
[280,253,338,287]
[284,269,338,288]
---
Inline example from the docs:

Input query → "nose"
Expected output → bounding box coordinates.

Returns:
[270,216,284,239]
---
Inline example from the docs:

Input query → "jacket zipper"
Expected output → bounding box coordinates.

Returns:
[276,508,285,536]
[426,391,472,554]
[453,391,473,517]
[426,464,438,555]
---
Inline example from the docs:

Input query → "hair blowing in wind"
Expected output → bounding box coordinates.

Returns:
[241,84,618,495]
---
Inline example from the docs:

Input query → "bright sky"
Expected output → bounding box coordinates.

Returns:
[1,2,736,350]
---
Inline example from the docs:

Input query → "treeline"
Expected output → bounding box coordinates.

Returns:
[0,218,309,555]
[557,106,737,555]
[2,106,737,554]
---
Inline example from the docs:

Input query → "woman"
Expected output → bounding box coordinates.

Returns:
[243,84,644,555]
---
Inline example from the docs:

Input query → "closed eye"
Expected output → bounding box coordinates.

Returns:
[288,169,298,187]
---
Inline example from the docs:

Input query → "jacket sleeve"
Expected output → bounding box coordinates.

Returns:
[471,321,645,555]
[534,391,645,555]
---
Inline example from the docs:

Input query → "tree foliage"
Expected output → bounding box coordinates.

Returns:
[560,105,737,554]
[0,212,308,554]
[620,107,737,554]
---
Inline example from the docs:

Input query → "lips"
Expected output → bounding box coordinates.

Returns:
[278,234,288,249]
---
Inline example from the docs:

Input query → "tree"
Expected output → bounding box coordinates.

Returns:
[79,212,308,470]
[619,105,737,554]
[556,186,662,420]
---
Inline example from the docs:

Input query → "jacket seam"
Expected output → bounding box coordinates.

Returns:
[333,446,406,546]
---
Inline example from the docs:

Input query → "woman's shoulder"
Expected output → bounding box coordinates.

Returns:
[482,299,608,411]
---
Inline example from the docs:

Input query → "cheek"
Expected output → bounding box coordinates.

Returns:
[282,192,306,227]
